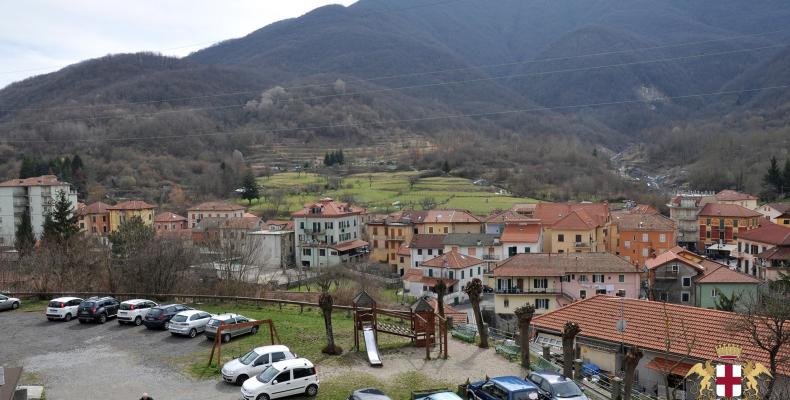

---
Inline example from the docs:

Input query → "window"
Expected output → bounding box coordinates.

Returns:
[274,371,291,383]
[302,249,311,256]
[618,274,625,283]
[373,227,378,235]
[719,218,724,229]
[711,288,720,298]
[659,233,666,243]
[443,227,448,233]
[449,271,454,279]
[642,248,649,257]
[373,240,379,248]
[429,227,434,233]
[400,257,404,263]
[534,278,548,289]
[624,240,632,249]
[438,249,444,255]
[719,232,725,241]
[558,234,565,242]
[578,275,587,282]
[733,219,738,228]
[428,269,433,277]
[671,265,679,272]
[579,290,586,299]
[417,249,423,255]
[616,289,626,297]
[592,274,605,283]
[319,249,326,257]
[427,249,433,255]
[642,233,648,242]
[659,292,668,301]
[560,275,571,282]
[293,367,315,379]
[477,266,481,275]
[706,231,711,239]
[575,234,582,243]
[682,277,691,287]
[524,247,531,253]
[681,292,690,303]
[461,271,464,279]
[503,299,509,308]
[706,218,711,226]
[535,299,550,309]
[596,288,607,295]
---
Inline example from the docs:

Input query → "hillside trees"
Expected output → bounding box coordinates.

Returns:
[42,190,79,243]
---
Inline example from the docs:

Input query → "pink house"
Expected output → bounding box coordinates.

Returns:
[491,252,641,315]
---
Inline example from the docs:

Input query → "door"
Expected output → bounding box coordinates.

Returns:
[270,370,294,398]
[0,295,8,310]
[235,316,250,336]
[251,353,270,376]
[291,367,314,393]
[516,279,523,292]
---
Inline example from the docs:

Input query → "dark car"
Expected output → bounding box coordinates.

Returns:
[143,304,192,330]
[526,371,588,400]
[348,388,392,400]
[77,296,120,324]
[467,376,545,400]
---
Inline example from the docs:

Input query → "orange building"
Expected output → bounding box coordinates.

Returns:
[612,210,677,266]
[155,212,188,233]
[698,203,761,255]
[78,201,111,235]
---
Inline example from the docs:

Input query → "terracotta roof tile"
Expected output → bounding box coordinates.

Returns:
[698,203,761,218]
[715,189,759,202]
[291,198,363,217]
[694,260,761,284]
[421,249,482,269]
[534,203,609,227]
[500,224,541,243]
[484,210,539,224]
[188,201,245,212]
[756,246,790,261]
[397,244,411,256]
[107,200,156,210]
[155,212,186,222]
[766,203,790,214]
[423,209,481,224]
[0,175,64,187]
[80,201,111,215]
[443,233,500,246]
[403,269,458,288]
[408,234,446,249]
[612,211,676,232]
[330,239,368,252]
[531,296,790,376]
[738,222,790,245]
[493,252,638,277]
[644,247,704,270]
[629,204,660,214]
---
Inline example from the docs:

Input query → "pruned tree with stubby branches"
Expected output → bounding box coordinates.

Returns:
[623,346,644,400]
[514,304,536,369]
[465,278,489,348]
[562,322,581,378]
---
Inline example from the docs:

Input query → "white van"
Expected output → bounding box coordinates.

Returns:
[221,345,295,385]
[240,358,319,400]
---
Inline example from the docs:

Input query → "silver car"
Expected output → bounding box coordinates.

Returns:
[0,294,20,311]
[205,313,258,343]
[527,371,588,400]
[168,309,213,338]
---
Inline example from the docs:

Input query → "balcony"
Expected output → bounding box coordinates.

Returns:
[482,254,500,261]
[386,236,406,241]
[495,288,561,295]
[303,228,324,235]
[654,271,679,280]
[573,242,590,248]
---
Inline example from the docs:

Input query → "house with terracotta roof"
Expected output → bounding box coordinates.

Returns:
[263,219,294,231]
[418,209,482,234]
[407,234,446,270]
[443,233,502,263]
[291,198,367,268]
[534,203,613,254]
[106,200,156,233]
[734,222,790,280]
[78,201,111,235]
[531,296,790,397]
[187,201,245,228]
[491,252,640,315]
[366,210,425,270]
[483,209,539,234]
[611,209,677,266]
[712,189,759,210]
[0,175,78,246]
[645,246,760,308]
[154,212,188,233]
[404,249,484,304]
[500,223,542,259]
[698,203,762,257]
[758,202,790,225]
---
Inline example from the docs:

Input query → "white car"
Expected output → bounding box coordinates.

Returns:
[118,299,157,326]
[168,309,213,338]
[241,358,319,400]
[45,297,83,321]
[221,345,296,385]
[0,293,21,311]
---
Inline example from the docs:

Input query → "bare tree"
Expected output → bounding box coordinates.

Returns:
[465,278,489,348]
[562,322,581,378]
[655,302,697,400]
[514,304,535,369]
[316,267,343,355]
[731,290,790,399]
[623,346,644,400]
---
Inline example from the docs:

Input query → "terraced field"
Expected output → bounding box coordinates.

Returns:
[250,171,538,217]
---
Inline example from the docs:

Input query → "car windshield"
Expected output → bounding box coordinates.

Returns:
[171,315,188,322]
[239,350,260,365]
[148,308,163,316]
[81,301,95,308]
[256,366,280,383]
[553,382,583,397]
[512,390,540,400]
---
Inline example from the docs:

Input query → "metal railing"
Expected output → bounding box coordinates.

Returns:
[494,288,561,295]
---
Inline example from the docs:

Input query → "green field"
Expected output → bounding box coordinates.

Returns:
[250,171,537,217]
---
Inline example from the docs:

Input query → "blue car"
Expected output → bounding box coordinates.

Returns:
[467,376,545,400]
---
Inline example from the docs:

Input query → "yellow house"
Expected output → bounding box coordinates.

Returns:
[535,203,612,253]
[365,211,422,271]
[777,212,790,226]
[107,200,157,233]
[418,210,482,234]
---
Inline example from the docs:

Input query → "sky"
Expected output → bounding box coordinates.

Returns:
[0,0,358,89]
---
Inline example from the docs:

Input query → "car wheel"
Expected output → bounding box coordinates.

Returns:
[134,316,142,326]
[250,326,259,335]
[189,328,197,338]
[47,317,54,321]
[306,384,318,397]
[64,313,72,322]
[256,394,269,400]
[222,333,231,343]
[98,314,107,324]
[467,391,476,400]
[11,302,19,310]
[236,374,248,386]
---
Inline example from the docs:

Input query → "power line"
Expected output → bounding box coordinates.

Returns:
[3,42,785,127]
[3,83,787,144]
[0,28,784,113]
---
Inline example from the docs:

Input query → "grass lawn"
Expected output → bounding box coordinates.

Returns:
[250,171,537,217]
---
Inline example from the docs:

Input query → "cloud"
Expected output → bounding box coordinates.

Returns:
[0,0,357,88]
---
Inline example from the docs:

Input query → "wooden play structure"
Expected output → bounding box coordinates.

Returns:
[352,291,449,361]
[208,319,281,368]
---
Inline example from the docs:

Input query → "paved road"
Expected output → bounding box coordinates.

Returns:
[1,308,239,399]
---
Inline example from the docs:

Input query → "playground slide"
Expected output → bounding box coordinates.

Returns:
[363,326,383,367]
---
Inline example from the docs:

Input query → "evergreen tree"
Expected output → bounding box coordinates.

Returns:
[42,190,79,242]
[764,156,783,197]
[337,149,344,165]
[71,154,83,171]
[441,160,451,174]
[783,159,790,198]
[240,169,260,204]
[19,157,37,178]
[324,152,331,166]
[715,290,740,312]
[14,208,36,255]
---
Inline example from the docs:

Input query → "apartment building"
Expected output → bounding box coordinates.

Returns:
[0,175,78,246]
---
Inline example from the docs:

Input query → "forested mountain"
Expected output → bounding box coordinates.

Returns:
[1,0,790,204]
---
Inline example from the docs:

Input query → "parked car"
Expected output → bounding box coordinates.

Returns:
[526,371,588,400]
[143,304,192,330]
[467,376,544,400]
[348,388,392,400]
[240,358,319,400]
[168,309,213,338]
[77,296,120,323]
[117,299,158,326]
[0,293,20,311]
[221,345,296,385]
[205,313,258,343]
[413,390,463,400]
[45,296,83,321]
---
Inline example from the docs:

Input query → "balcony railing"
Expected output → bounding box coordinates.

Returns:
[303,228,324,235]
[385,236,406,241]
[482,254,500,261]
[495,288,561,295]
[574,242,590,248]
